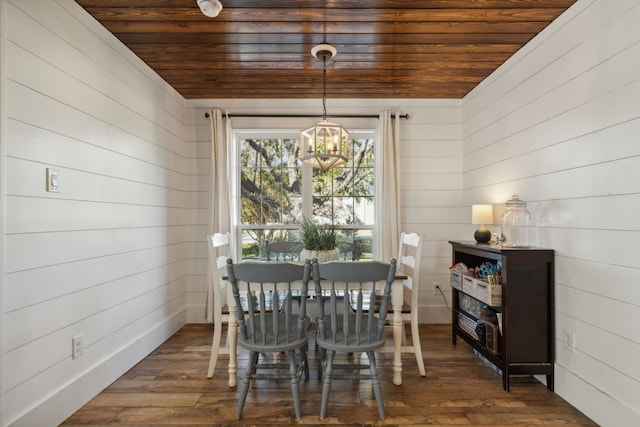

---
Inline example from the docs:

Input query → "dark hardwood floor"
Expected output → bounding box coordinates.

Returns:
[62,324,597,426]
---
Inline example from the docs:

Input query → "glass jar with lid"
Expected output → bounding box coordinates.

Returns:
[500,195,531,247]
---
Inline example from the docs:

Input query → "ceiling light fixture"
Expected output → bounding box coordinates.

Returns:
[197,0,223,18]
[300,44,350,171]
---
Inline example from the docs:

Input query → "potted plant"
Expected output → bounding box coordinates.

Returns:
[298,217,341,262]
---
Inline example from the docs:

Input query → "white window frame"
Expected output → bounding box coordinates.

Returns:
[230,122,378,261]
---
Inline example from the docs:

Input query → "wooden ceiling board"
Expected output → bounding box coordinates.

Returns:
[75,0,577,99]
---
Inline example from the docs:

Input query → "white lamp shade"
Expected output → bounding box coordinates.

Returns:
[471,204,494,225]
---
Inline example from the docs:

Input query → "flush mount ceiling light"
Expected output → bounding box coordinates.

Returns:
[300,44,350,171]
[197,0,223,18]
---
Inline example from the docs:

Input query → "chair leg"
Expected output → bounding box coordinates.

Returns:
[411,315,426,376]
[319,350,335,420]
[207,319,223,378]
[367,351,386,420]
[317,347,325,380]
[236,351,258,419]
[288,350,302,419]
[300,345,310,380]
[400,319,408,345]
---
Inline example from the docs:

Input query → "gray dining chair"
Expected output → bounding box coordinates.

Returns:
[311,258,397,420]
[225,258,312,419]
[265,240,301,261]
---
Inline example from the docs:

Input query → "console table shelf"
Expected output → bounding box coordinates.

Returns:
[449,241,555,391]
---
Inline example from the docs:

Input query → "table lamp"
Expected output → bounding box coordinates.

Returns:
[472,204,493,243]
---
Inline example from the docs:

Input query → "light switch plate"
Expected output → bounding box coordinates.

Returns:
[46,168,60,192]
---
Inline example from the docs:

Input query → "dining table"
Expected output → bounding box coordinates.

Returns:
[223,267,408,387]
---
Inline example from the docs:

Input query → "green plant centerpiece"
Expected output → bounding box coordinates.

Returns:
[298,217,341,262]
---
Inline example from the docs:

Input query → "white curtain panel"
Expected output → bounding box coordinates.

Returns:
[375,111,401,262]
[205,109,233,321]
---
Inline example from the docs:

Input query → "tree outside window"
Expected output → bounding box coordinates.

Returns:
[238,132,375,261]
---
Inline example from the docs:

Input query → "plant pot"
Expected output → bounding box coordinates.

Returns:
[300,248,340,262]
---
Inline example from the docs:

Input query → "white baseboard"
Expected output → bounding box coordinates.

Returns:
[186,303,211,324]
[7,311,186,427]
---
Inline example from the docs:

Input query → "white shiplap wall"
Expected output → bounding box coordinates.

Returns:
[2,1,195,425]
[0,1,6,424]
[3,0,637,425]
[2,3,464,422]
[185,98,463,325]
[462,0,640,425]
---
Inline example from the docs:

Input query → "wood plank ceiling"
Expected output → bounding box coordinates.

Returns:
[75,0,577,99]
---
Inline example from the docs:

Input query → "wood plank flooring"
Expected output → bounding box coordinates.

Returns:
[62,324,597,426]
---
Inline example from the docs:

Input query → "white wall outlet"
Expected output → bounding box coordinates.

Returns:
[46,168,60,192]
[562,329,575,353]
[433,282,441,296]
[72,333,84,359]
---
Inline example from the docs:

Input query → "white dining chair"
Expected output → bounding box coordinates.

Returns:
[359,232,426,377]
[389,232,426,376]
[207,232,231,378]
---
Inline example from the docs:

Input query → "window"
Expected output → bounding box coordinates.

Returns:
[234,129,376,261]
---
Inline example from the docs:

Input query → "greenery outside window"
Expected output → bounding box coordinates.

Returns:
[235,129,375,261]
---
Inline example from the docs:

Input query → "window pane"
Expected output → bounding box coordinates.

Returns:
[354,197,375,225]
[240,227,301,260]
[286,168,302,198]
[285,196,303,224]
[312,197,333,224]
[336,229,373,260]
[351,138,375,168]
[332,196,353,225]
[240,138,302,226]
[312,169,334,197]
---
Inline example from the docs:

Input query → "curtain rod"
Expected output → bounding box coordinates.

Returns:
[204,112,409,119]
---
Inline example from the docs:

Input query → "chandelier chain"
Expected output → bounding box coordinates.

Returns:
[322,55,327,120]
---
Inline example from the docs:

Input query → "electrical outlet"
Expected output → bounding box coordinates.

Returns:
[433,282,441,296]
[562,329,575,353]
[72,333,85,359]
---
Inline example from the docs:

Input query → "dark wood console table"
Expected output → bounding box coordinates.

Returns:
[449,241,555,391]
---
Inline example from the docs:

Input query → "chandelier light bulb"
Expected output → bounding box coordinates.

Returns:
[197,0,223,18]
